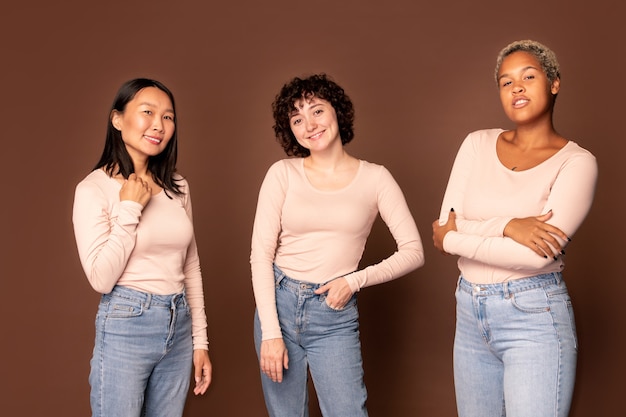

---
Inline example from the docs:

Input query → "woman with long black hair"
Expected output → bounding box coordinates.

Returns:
[73,78,211,417]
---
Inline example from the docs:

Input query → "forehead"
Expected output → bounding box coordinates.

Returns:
[130,87,173,109]
[291,95,329,112]
[499,51,542,74]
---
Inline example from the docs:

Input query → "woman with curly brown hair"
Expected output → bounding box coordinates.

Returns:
[250,73,425,416]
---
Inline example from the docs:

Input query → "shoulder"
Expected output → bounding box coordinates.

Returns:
[464,128,504,145]
[74,170,119,208]
[258,159,302,192]
[454,128,504,157]
[76,169,115,193]
[266,158,302,177]
[79,168,109,183]
[359,159,386,174]
[562,141,596,160]
[173,173,190,190]
[274,158,301,169]
[358,160,397,184]
[558,141,598,171]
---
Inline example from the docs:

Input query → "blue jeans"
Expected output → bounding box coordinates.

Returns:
[454,273,577,417]
[254,265,368,417]
[89,285,193,417]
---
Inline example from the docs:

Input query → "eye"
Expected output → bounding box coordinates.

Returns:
[143,110,153,115]
[291,118,302,126]
[164,114,174,121]
[313,108,324,115]
[524,74,535,80]
[501,80,512,88]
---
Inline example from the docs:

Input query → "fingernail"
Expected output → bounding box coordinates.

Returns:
[567,237,572,242]
[553,256,558,261]
[560,250,565,255]
[543,255,548,259]
[450,208,455,212]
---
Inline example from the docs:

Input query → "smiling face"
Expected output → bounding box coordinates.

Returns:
[111,86,176,164]
[289,96,342,154]
[497,51,560,126]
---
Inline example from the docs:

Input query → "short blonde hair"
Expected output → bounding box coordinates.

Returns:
[495,40,560,86]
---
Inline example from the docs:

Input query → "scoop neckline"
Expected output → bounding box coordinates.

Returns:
[298,158,363,193]
[494,130,571,173]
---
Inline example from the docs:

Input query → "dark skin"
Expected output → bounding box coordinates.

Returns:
[432,209,567,259]
[433,51,570,258]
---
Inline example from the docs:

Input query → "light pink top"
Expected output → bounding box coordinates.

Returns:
[250,158,424,340]
[439,129,597,284]
[73,169,208,350]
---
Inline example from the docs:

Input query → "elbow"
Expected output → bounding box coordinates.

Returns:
[413,250,425,270]
[406,246,425,272]
[84,268,117,294]
[415,252,426,269]
[89,278,115,294]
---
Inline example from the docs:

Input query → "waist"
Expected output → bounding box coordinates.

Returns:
[458,272,563,296]
[273,264,328,295]
[458,258,565,284]
[104,285,186,308]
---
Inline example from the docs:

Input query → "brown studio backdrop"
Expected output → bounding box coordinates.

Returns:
[1,1,624,416]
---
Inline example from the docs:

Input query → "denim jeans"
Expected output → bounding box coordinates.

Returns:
[89,285,193,417]
[453,272,577,417]
[254,265,368,417]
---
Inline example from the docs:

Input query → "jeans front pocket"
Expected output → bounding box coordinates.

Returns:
[510,287,551,314]
[319,293,357,312]
[106,297,144,318]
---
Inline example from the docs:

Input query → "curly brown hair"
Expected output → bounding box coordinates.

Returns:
[272,73,355,157]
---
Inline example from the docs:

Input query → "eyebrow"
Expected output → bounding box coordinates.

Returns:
[138,102,175,113]
[497,65,539,81]
[289,102,323,118]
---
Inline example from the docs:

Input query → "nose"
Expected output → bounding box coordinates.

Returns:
[512,81,525,94]
[152,117,164,132]
[304,117,317,131]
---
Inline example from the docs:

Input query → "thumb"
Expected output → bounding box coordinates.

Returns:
[537,209,553,222]
[448,208,457,222]
[314,284,328,295]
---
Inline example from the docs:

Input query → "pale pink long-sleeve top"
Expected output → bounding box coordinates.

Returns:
[72,169,209,350]
[250,158,425,341]
[439,129,597,284]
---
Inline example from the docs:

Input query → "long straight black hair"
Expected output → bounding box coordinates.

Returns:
[94,78,183,196]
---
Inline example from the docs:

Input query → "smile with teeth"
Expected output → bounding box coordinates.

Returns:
[144,135,163,145]
[308,130,325,140]
[513,98,529,107]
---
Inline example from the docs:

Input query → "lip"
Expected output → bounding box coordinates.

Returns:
[143,135,163,145]
[307,130,325,140]
[512,96,530,108]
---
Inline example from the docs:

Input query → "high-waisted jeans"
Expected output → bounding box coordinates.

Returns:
[454,272,577,417]
[254,265,368,417]
[89,285,193,417]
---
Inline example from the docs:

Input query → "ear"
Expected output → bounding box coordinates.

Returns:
[110,110,122,131]
[550,77,561,95]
